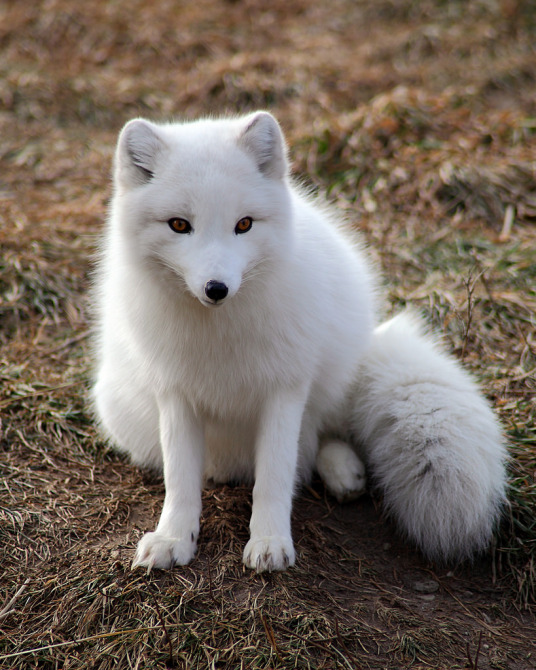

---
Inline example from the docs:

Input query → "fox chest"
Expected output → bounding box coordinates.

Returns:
[140,310,310,420]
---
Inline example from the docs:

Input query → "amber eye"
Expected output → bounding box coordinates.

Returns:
[235,217,253,234]
[168,218,192,234]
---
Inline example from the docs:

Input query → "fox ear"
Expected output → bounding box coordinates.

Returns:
[237,112,288,179]
[115,119,165,187]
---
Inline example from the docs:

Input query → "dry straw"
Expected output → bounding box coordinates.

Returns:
[1,0,535,667]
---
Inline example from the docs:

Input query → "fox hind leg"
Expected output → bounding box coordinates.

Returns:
[316,440,367,503]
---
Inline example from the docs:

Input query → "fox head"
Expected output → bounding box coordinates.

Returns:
[111,112,294,306]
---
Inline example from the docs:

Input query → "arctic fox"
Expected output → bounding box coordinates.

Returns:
[92,111,506,572]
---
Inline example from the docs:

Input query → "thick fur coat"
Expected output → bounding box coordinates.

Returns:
[92,111,506,572]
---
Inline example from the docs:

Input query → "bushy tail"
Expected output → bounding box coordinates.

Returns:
[349,311,507,562]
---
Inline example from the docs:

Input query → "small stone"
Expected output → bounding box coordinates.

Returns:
[411,579,439,594]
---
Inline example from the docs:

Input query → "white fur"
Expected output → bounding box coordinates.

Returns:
[91,111,507,572]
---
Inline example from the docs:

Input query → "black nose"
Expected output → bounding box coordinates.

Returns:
[204,280,229,302]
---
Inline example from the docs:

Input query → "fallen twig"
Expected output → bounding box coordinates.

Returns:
[0,579,30,621]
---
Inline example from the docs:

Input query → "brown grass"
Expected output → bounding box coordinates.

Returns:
[1,0,535,667]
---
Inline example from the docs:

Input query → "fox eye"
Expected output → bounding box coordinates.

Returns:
[168,217,192,234]
[235,217,253,234]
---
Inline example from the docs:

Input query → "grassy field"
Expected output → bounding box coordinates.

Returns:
[1,0,535,668]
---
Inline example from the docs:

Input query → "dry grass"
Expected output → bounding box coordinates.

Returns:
[1,0,535,667]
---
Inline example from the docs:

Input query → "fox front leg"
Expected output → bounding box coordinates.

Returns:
[243,386,308,572]
[132,394,204,571]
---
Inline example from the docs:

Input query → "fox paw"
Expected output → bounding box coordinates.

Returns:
[243,535,295,572]
[132,531,197,571]
[317,440,366,503]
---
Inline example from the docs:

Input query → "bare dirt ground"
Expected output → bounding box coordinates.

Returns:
[1,1,535,668]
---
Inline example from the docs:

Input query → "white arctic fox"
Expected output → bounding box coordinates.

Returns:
[92,111,507,572]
